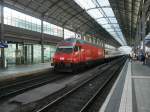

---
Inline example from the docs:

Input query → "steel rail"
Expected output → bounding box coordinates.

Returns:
[36,57,125,112]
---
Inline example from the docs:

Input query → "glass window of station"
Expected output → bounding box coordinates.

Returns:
[3,43,57,65]
[4,7,41,33]
[3,7,102,45]
[43,21,63,37]
[64,29,76,39]
[4,7,63,38]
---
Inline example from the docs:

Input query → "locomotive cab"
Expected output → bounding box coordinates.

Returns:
[52,38,81,72]
[52,38,105,72]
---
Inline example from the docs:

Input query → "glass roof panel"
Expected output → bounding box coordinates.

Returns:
[102,8,115,17]
[115,28,121,32]
[87,9,103,18]
[109,18,118,23]
[74,0,95,9]
[113,24,120,29]
[107,29,115,32]
[97,18,108,25]
[74,0,127,45]
[97,0,110,6]
[102,24,112,29]
[110,32,117,36]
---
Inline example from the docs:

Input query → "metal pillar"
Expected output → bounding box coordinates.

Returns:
[141,4,146,53]
[138,19,142,48]
[62,27,64,39]
[136,21,139,45]
[135,26,139,46]
[0,1,4,41]
[31,44,33,64]
[41,18,44,63]
[22,42,25,64]
[102,40,105,48]
[75,30,78,39]
[81,32,84,40]
[16,43,19,64]
[0,1,6,68]
[138,20,141,45]
[75,33,77,38]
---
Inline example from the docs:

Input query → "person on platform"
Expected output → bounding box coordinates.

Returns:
[139,51,146,64]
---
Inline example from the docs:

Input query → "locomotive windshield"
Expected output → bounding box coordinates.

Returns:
[56,46,73,54]
[65,38,76,43]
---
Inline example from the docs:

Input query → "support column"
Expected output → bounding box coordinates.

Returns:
[16,43,18,64]
[75,29,78,39]
[103,40,106,48]
[81,32,84,40]
[136,22,139,46]
[0,1,5,68]
[99,40,101,47]
[135,27,138,46]
[142,4,146,53]
[41,17,44,63]
[138,21,141,45]
[75,33,77,38]
[102,40,104,48]
[138,19,142,48]
[22,42,25,64]
[62,27,64,39]
[0,0,4,41]
[31,44,33,64]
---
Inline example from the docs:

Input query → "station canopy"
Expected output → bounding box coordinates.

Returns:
[2,0,142,46]
[109,0,142,46]
[74,0,127,46]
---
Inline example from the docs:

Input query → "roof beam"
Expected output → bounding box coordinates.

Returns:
[42,0,62,16]
[62,10,85,26]
[60,0,104,33]
[95,0,124,45]
[86,6,111,11]
[95,16,115,20]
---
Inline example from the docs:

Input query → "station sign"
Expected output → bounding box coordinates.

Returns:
[0,41,8,48]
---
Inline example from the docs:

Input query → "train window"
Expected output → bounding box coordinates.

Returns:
[79,46,81,50]
[74,46,81,52]
[56,47,73,54]
[79,40,84,44]
[74,46,78,52]
[76,40,80,44]
[65,38,76,43]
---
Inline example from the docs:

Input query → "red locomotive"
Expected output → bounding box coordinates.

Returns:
[52,38,106,72]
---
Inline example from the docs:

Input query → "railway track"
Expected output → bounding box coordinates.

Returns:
[0,72,66,99]
[0,58,113,101]
[36,57,126,112]
[81,59,126,112]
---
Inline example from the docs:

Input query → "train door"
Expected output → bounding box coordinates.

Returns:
[74,46,81,63]
[78,46,82,63]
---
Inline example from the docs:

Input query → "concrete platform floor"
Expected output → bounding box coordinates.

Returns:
[99,59,150,112]
[0,63,52,81]
[132,60,150,112]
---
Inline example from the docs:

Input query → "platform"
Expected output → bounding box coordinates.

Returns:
[99,59,150,112]
[0,63,52,82]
